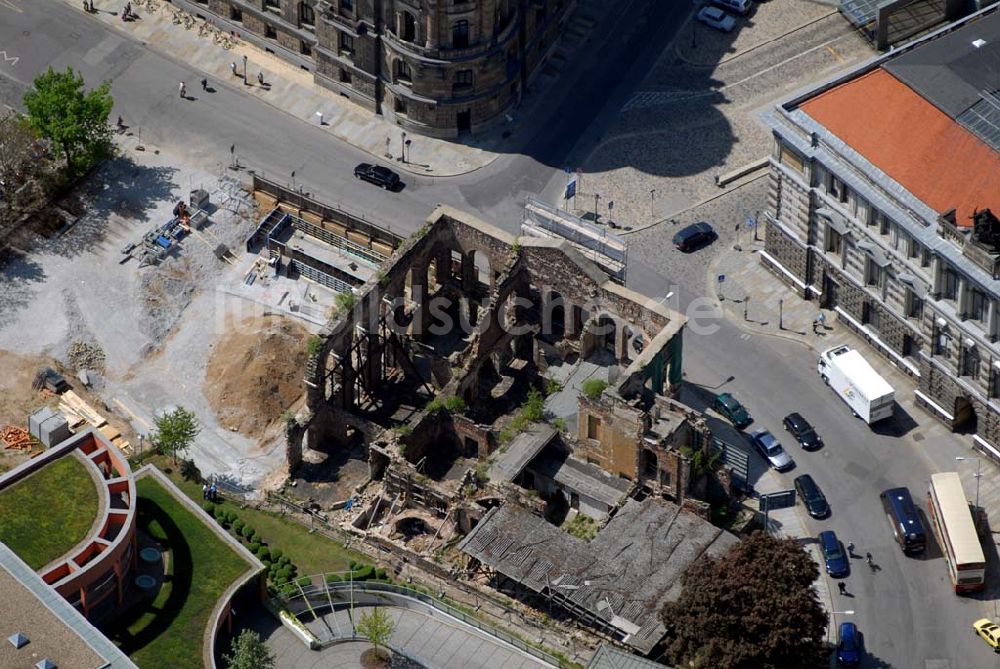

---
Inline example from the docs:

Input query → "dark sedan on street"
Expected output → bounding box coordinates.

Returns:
[819,530,849,578]
[795,474,830,518]
[354,163,401,190]
[783,412,822,450]
[672,222,717,252]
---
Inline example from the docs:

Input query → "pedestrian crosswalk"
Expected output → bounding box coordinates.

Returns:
[621,89,716,112]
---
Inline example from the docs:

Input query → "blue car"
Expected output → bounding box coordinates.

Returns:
[819,530,848,578]
[837,622,861,666]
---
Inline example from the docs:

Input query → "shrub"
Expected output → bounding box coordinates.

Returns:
[306,336,323,356]
[202,501,217,515]
[581,378,609,400]
[213,505,226,520]
[296,576,312,587]
[232,519,245,534]
[326,573,342,583]
[521,388,545,422]
[225,510,238,524]
[250,542,262,554]
[351,565,374,581]
[271,549,283,562]
[241,525,255,540]
[552,417,568,432]
[444,395,466,413]
[374,568,388,580]
[277,566,294,581]
[279,555,292,567]
[256,547,271,562]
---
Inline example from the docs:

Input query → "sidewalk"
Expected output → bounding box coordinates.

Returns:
[74,0,598,177]
[711,229,1000,584]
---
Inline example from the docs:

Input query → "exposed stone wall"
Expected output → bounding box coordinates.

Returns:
[762,218,810,298]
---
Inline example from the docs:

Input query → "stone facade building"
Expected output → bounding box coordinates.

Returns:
[186,0,574,136]
[761,7,1000,459]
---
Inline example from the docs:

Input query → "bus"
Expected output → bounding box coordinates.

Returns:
[927,472,985,594]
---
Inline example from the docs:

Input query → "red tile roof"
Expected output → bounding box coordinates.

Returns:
[800,68,1000,227]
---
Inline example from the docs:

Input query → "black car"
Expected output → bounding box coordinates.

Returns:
[783,412,822,450]
[819,530,849,578]
[354,163,401,190]
[672,222,717,252]
[794,474,829,518]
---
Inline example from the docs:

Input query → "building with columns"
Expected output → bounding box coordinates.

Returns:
[761,7,1000,457]
[187,0,575,136]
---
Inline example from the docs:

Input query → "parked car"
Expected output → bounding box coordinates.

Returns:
[672,222,718,252]
[783,412,822,450]
[819,530,848,577]
[749,429,794,471]
[711,0,752,16]
[696,6,736,32]
[974,619,1000,652]
[794,474,829,518]
[354,163,401,190]
[837,622,862,666]
[713,392,752,429]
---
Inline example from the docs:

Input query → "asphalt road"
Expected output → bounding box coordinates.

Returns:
[1,1,997,667]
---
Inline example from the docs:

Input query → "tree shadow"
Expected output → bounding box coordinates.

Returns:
[0,247,46,324]
[105,496,193,654]
[24,156,178,260]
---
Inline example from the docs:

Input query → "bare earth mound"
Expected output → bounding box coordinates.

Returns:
[204,316,309,439]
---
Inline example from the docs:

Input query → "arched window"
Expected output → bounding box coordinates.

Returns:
[401,11,416,42]
[298,2,315,27]
[453,69,473,93]
[452,20,469,48]
[394,59,412,83]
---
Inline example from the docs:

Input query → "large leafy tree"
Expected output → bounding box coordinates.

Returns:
[23,67,113,174]
[223,629,275,669]
[153,406,200,465]
[660,531,828,669]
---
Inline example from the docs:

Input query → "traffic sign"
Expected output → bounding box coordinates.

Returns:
[565,179,577,200]
[717,274,725,283]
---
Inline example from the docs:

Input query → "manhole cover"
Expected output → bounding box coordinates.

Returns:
[135,575,157,589]
[912,432,924,442]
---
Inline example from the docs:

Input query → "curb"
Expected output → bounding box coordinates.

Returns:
[705,248,825,353]
[674,9,839,69]
[72,0,500,179]
[621,172,768,236]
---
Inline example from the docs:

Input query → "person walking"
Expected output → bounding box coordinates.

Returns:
[257,71,265,86]
[837,582,847,595]
[201,78,208,91]
[847,541,855,556]
[202,483,208,500]
[231,61,238,77]
[179,81,186,98]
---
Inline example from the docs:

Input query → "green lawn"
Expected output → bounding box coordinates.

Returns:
[0,454,99,569]
[145,455,363,576]
[112,475,253,669]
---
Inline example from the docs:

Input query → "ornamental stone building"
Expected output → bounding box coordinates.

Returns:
[188,0,574,136]
[761,7,1000,459]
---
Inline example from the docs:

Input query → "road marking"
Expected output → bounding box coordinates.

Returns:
[825,45,844,63]
[0,0,22,14]
[0,50,18,67]
[740,333,752,341]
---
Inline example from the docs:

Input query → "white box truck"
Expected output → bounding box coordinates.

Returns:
[817,345,895,424]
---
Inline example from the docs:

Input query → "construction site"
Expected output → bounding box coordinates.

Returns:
[0,137,744,660]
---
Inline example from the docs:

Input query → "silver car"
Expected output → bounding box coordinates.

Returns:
[750,429,794,471]
[697,6,737,32]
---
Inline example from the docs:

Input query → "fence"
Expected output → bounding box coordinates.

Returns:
[522,197,627,283]
[275,579,562,667]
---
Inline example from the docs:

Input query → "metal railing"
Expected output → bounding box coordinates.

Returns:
[275,579,561,667]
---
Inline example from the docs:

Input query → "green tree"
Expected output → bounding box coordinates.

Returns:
[153,407,200,465]
[357,606,395,660]
[223,629,275,669]
[660,531,827,669]
[23,67,113,174]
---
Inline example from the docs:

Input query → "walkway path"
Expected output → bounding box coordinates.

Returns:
[70,0,498,176]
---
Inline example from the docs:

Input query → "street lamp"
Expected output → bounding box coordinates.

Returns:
[955,456,982,513]
[649,189,656,223]
[594,193,600,224]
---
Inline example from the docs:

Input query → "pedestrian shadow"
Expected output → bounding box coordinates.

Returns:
[204,86,217,94]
